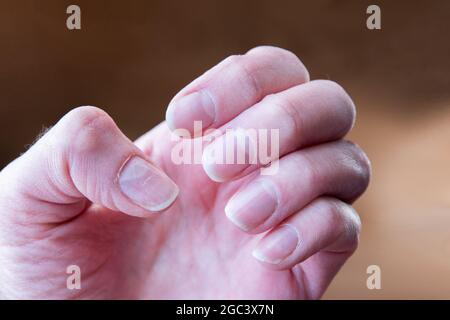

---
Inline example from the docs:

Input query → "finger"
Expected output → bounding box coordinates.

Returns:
[252,197,360,276]
[224,140,370,233]
[0,106,179,224]
[202,80,356,182]
[166,46,309,134]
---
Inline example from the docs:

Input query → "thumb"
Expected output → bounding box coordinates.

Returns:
[0,106,179,223]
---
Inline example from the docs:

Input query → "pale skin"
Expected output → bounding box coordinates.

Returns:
[0,46,370,299]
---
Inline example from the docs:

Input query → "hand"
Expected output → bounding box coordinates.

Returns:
[0,46,370,299]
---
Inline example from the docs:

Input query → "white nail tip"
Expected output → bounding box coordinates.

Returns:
[225,204,249,231]
[202,164,226,182]
[146,184,179,212]
[201,147,226,182]
[252,249,282,265]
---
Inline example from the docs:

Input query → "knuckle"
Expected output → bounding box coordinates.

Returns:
[322,198,361,249]
[63,106,109,130]
[66,106,110,128]
[247,46,309,81]
[321,198,346,227]
[247,45,295,58]
[341,204,361,250]
[271,95,303,143]
[223,54,242,66]
[61,106,116,154]
[315,79,345,94]
[315,80,356,129]
[298,152,322,188]
[344,140,372,195]
[247,46,299,64]
[228,54,263,99]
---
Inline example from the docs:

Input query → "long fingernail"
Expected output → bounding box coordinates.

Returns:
[166,90,216,132]
[225,180,278,231]
[252,225,299,264]
[118,156,179,212]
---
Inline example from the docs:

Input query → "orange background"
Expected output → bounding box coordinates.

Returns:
[0,0,449,298]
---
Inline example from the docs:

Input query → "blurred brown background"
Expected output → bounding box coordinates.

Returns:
[1,0,449,298]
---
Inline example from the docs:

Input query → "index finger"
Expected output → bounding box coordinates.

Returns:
[165,46,309,135]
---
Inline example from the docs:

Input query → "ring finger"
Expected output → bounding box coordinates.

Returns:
[224,139,370,233]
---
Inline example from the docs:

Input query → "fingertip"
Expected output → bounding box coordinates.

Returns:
[225,204,250,231]
[202,163,227,183]
[252,224,300,267]
[165,91,216,135]
[201,144,228,182]
[201,131,252,182]
[251,250,290,271]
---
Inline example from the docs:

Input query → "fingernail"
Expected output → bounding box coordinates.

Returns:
[118,156,179,212]
[202,128,257,182]
[252,225,299,264]
[225,180,278,231]
[166,90,216,132]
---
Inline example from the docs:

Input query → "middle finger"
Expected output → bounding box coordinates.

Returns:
[202,80,356,182]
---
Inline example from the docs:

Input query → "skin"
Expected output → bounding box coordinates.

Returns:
[0,46,370,299]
